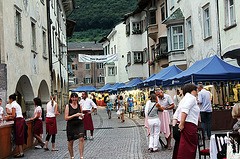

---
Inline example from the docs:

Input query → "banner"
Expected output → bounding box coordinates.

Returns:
[78,54,118,63]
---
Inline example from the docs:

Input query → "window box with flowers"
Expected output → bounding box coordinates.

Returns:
[148,60,155,66]
[154,54,168,62]
[132,28,142,34]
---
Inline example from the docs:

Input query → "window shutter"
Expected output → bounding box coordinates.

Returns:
[97,77,99,83]
[141,20,143,33]
[84,78,86,84]
[91,78,93,83]
[75,64,77,70]
[115,67,117,75]
[97,63,99,69]
[76,78,78,84]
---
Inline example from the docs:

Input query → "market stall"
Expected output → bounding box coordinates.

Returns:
[163,55,240,130]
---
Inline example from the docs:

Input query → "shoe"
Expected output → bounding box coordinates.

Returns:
[148,148,153,152]
[118,117,120,119]
[89,136,94,140]
[52,149,58,151]
[44,147,49,151]
[168,146,172,150]
[14,154,24,158]
[84,136,87,140]
[153,149,158,152]
[35,145,42,149]
[123,120,125,122]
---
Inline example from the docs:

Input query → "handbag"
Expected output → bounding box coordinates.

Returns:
[173,123,181,142]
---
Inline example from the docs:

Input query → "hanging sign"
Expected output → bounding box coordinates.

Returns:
[78,54,118,63]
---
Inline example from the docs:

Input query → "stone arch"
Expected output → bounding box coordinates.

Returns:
[38,80,50,109]
[15,75,34,118]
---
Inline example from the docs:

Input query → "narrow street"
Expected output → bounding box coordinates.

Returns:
[11,106,176,159]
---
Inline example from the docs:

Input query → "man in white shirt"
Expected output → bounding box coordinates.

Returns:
[156,89,175,150]
[173,90,181,111]
[80,92,97,140]
[198,84,212,139]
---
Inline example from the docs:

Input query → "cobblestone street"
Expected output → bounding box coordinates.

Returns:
[11,106,217,159]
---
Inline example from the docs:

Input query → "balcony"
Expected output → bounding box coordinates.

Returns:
[168,51,187,69]
[148,24,158,41]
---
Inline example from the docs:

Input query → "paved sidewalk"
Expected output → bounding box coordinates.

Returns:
[9,106,230,159]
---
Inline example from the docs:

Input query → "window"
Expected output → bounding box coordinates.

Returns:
[85,63,90,69]
[132,22,141,34]
[74,78,78,84]
[225,0,235,27]
[72,64,77,70]
[15,9,22,46]
[108,67,115,76]
[69,55,76,58]
[126,23,130,36]
[187,19,193,46]
[97,77,104,83]
[203,6,211,38]
[31,21,36,51]
[127,52,131,65]
[111,48,113,54]
[151,45,155,60]
[97,63,104,69]
[114,45,116,54]
[42,30,47,57]
[159,37,168,54]
[160,3,165,21]
[84,78,92,84]
[143,49,148,63]
[149,11,156,25]
[172,25,184,50]
[134,52,142,63]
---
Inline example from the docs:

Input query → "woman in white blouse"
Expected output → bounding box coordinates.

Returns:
[172,84,200,159]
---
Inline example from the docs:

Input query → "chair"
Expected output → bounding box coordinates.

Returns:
[215,134,227,159]
[197,127,210,159]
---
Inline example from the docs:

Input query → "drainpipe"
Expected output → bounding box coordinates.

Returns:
[144,10,150,77]
[47,0,53,95]
[216,0,222,59]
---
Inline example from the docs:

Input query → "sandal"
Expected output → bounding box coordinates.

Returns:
[168,146,172,150]
[44,147,49,151]
[51,149,58,151]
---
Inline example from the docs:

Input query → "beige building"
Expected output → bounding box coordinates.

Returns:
[0,0,50,117]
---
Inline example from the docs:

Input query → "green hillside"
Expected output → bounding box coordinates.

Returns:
[68,0,139,42]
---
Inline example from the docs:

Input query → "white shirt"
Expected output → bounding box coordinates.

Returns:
[157,94,174,115]
[46,101,56,117]
[11,101,23,118]
[173,95,181,109]
[198,89,212,112]
[34,106,42,120]
[6,104,12,113]
[80,98,97,111]
[173,93,200,126]
[0,106,3,119]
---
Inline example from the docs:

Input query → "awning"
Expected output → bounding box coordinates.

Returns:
[118,78,143,91]
[72,86,98,92]
[97,84,112,93]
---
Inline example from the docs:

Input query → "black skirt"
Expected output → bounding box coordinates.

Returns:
[67,119,85,141]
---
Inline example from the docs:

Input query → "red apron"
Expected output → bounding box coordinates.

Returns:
[33,119,43,135]
[45,117,57,135]
[14,118,26,145]
[82,111,94,130]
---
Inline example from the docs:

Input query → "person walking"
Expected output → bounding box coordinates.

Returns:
[156,89,175,150]
[173,90,181,111]
[145,93,163,152]
[0,98,5,122]
[127,94,135,118]
[106,99,112,119]
[198,84,212,139]
[172,84,200,159]
[44,95,60,151]
[65,93,85,159]
[118,96,125,123]
[80,92,97,140]
[92,95,97,115]
[6,94,27,158]
[30,97,44,149]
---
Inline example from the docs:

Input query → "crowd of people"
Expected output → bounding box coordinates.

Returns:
[1,83,240,159]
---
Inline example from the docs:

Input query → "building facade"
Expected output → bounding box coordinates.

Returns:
[48,0,74,112]
[218,0,239,66]
[68,42,105,90]
[164,0,220,68]
[100,22,129,85]
[0,0,51,117]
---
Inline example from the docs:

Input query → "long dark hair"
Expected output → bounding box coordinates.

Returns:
[69,93,78,103]
[9,93,17,101]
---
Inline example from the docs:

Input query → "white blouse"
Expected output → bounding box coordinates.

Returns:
[173,93,200,126]
[11,101,23,118]
[46,101,56,117]
[34,106,42,120]
[79,98,97,111]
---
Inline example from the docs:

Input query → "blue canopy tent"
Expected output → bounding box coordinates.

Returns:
[163,55,240,86]
[117,78,143,91]
[97,84,112,93]
[106,83,125,93]
[146,65,183,87]
[137,74,156,88]
[72,86,98,92]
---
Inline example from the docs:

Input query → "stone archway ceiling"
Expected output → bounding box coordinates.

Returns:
[16,75,34,102]
[38,80,50,102]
